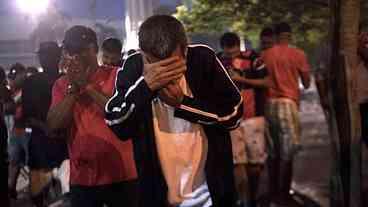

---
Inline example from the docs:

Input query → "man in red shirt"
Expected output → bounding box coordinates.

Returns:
[262,23,311,206]
[47,26,138,207]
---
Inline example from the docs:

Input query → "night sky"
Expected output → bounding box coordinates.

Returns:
[0,0,179,18]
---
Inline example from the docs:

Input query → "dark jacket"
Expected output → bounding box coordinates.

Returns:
[105,45,243,207]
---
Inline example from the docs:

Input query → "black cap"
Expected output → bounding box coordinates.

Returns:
[63,25,98,55]
[8,63,26,80]
[37,41,61,55]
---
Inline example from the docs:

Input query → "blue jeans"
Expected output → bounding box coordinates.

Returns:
[8,131,30,166]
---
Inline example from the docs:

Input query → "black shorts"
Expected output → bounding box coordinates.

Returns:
[28,128,68,169]
[70,180,139,207]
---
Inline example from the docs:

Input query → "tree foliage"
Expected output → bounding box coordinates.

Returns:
[175,0,368,51]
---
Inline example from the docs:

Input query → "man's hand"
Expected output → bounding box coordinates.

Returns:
[158,82,184,107]
[143,56,186,91]
[229,69,242,81]
[70,66,93,89]
[66,65,94,95]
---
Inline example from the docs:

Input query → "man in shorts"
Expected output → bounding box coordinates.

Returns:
[219,32,269,207]
[262,23,311,206]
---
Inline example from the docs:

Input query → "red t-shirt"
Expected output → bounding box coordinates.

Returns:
[50,66,137,186]
[262,44,310,103]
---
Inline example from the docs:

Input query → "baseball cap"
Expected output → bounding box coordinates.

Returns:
[63,25,98,55]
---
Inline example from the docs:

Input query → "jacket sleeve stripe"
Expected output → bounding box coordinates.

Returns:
[105,104,135,126]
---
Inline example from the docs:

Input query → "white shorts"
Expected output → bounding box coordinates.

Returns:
[230,117,268,164]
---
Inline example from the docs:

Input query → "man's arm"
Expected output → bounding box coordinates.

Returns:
[298,50,312,89]
[300,71,311,89]
[174,47,243,130]
[230,68,270,89]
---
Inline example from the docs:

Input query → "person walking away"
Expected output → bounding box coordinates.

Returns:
[262,22,311,206]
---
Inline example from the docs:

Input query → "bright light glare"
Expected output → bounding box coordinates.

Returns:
[16,0,49,15]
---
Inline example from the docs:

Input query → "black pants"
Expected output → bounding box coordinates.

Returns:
[361,102,368,147]
[70,180,139,207]
[0,119,9,206]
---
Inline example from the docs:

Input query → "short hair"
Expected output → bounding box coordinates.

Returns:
[8,63,26,80]
[102,38,122,54]
[260,27,274,37]
[220,32,240,49]
[138,15,188,59]
[27,66,39,75]
[275,22,292,35]
[0,66,5,83]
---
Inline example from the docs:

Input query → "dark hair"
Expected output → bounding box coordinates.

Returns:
[102,38,122,54]
[0,66,5,83]
[220,32,240,49]
[138,15,187,59]
[27,66,39,75]
[260,27,274,37]
[63,25,98,55]
[275,22,292,35]
[8,63,26,80]
[37,41,62,72]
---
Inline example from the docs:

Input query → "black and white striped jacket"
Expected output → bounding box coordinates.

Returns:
[105,44,242,207]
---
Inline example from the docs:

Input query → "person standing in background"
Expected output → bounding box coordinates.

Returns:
[0,67,11,206]
[101,38,124,67]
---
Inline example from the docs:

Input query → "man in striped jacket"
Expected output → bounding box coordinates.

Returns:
[105,15,243,207]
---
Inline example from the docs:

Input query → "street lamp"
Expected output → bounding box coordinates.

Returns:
[16,0,49,16]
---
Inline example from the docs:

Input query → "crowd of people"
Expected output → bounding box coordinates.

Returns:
[0,14,367,207]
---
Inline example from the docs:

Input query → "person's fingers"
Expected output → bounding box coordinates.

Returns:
[144,56,178,68]
[163,60,186,72]
[159,67,185,80]
[156,73,183,90]
[156,56,180,66]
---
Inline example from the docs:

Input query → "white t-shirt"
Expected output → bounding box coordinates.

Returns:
[152,77,212,207]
